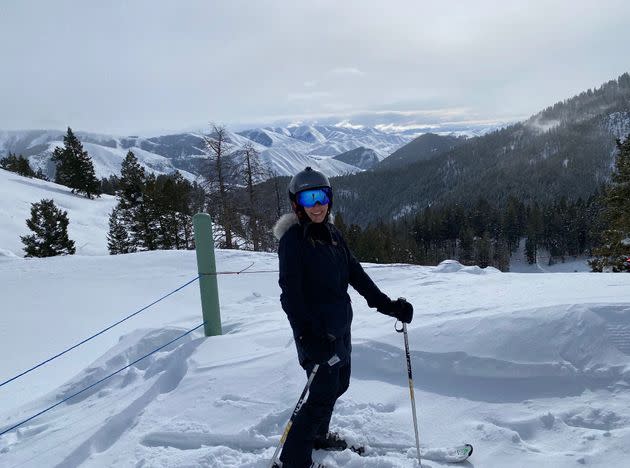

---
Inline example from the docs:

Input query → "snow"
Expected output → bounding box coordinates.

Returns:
[2,171,630,467]
[0,168,117,257]
[510,240,592,273]
[0,131,197,182]
[36,140,198,182]
[1,252,630,467]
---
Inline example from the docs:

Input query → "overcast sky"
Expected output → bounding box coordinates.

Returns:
[1,0,629,135]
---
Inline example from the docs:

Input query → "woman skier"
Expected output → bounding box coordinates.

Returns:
[272,167,414,468]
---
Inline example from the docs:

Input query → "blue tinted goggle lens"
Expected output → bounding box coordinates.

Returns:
[296,188,331,208]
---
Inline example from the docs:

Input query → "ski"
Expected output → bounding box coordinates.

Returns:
[348,442,473,463]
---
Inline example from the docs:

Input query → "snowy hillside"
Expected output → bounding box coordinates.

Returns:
[333,147,380,170]
[0,168,116,257]
[0,130,197,182]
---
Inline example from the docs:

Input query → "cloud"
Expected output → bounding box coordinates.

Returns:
[334,120,364,129]
[327,67,366,77]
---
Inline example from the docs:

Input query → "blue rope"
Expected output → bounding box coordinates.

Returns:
[0,275,200,389]
[0,322,206,437]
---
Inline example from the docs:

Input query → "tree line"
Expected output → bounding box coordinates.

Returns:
[331,133,630,272]
[106,151,205,254]
[589,135,630,272]
[333,194,604,271]
[0,153,48,180]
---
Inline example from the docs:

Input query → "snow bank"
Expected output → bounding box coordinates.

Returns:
[432,259,500,274]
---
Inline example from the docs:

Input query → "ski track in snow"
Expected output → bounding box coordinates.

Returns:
[1,249,630,465]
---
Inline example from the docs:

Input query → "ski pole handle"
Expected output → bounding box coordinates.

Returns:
[268,364,320,468]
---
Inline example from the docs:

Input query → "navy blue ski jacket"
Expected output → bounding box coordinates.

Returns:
[274,213,390,367]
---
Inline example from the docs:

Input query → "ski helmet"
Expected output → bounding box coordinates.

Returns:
[288,167,333,216]
[288,166,331,199]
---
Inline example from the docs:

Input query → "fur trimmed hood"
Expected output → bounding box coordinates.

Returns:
[273,212,335,241]
[273,213,299,241]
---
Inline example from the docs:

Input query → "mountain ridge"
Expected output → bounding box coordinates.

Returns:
[331,72,630,225]
[0,125,419,181]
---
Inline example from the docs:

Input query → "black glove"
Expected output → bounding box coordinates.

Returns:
[299,333,337,365]
[379,297,413,323]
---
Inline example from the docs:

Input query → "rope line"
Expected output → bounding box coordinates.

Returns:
[0,322,206,438]
[0,276,200,389]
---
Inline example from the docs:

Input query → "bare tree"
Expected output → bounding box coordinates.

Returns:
[270,169,284,220]
[201,124,239,248]
[240,143,268,250]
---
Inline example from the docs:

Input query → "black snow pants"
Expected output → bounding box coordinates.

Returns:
[279,360,351,467]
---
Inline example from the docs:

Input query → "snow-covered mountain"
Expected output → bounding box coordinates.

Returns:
[0,124,420,181]
[1,168,630,467]
[0,130,199,182]
[333,147,380,170]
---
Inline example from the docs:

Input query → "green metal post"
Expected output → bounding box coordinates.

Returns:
[193,213,222,336]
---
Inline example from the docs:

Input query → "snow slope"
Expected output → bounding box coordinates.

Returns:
[0,168,117,257]
[0,131,197,182]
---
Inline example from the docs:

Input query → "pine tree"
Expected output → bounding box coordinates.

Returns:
[493,237,511,271]
[21,199,76,257]
[133,173,159,250]
[475,232,492,268]
[0,153,36,177]
[107,207,134,254]
[119,151,146,209]
[525,237,537,264]
[51,128,79,189]
[458,227,474,265]
[76,145,101,198]
[34,168,49,181]
[117,151,158,251]
[590,135,630,272]
[51,127,101,198]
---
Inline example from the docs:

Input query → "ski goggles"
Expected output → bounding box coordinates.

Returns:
[296,187,332,208]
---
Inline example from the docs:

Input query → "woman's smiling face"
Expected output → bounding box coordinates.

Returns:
[304,203,328,223]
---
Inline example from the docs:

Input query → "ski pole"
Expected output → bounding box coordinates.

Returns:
[269,364,320,468]
[396,320,422,466]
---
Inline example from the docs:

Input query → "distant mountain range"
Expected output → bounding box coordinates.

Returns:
[330,73,630,225]
[0,119,508,183]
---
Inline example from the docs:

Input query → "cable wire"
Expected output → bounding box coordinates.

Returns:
[0,276,200,389]
[0,322,205,437]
